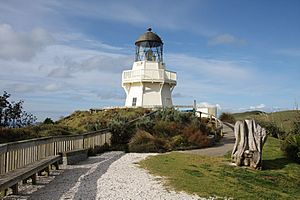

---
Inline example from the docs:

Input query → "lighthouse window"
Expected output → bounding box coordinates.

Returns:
[132,97,137,106]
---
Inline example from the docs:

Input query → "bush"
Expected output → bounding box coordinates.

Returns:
[281,134,300,163]
[154,108,193,124]
[43,118,54,124]
[0,124,75,143]
[135,116,155,132]
[128,130,168,153]
[259,121,286,139]
[153,120,181,137]
[219,112,236,124]
[290,118,300,135]
[182,120,213,148]
[108,117,136,146]
[169,135,189,149]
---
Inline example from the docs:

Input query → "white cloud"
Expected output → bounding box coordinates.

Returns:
[53,32,124,51]
[250,103,266,110]
[208,34,246,46]
[198,102,218,108]
[6,83,36,93]
[97,91,125,100]
[0,23,54,61]
[44,83,62,91]
[166,53,252,80]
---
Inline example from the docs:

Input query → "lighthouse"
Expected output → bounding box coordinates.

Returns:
[122,28,177,107]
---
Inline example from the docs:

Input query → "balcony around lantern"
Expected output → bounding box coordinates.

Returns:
[122,69,177,84]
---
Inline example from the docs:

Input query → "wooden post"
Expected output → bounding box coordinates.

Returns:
[31,173,37,185]
[45,165,51,176]
[53,161,59,170]
[11,183,18,194]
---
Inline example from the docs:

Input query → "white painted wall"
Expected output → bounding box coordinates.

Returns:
[122,61,176,107]
[124,83,143,106]
[196,106,217,118]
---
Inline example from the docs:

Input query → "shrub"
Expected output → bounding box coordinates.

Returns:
[153,120,181,137]
[170,135,189,149]
[154,108,193,124]
[290,118,300,135]
[259,121,286,139]
[135,116,155,132]
[108,117,136,146]
[128,130,168,153]
[43,118,54,124]
[281,134,300,163]
[219,112,236,124]
[182,120,213,148]
[0,124,75,144]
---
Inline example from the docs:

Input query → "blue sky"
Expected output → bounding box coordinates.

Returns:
[0,0,299,121]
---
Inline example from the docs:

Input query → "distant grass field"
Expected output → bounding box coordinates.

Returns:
[232,110,299,133]
[140,137,300,199]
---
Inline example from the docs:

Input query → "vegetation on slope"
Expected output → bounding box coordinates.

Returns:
[233,110,299,133]
[0,108,150,144]
[1,108,219,153]
[140,137,300,200]
[58,108,149,132]
[232,110,300,162]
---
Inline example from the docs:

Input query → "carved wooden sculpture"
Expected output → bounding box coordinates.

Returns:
[232,119,267,169]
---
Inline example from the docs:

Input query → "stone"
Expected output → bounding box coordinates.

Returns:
[231,119,267,169]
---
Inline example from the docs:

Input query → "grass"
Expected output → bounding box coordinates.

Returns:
[233,110,299,133]
[139,137,300,199]
[58,108,149,132]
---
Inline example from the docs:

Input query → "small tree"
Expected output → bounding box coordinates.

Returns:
[0,91,36,128]
[43,117,54,124]
[219,112,236,124]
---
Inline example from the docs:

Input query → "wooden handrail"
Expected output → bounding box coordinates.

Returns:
[0,129,111,175]
[0,109,158,175]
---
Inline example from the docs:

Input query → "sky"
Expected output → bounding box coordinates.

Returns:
[0,0,299,121]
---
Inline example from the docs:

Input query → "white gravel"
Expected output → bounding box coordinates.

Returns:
[96,153,205,200]
[3,152,207,200]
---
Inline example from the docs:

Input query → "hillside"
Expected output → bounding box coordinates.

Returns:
[232,110,300,133]
[59,108,219,152]
[58,108,150,132]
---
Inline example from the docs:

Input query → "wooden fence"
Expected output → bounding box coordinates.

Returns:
[0,130,111,175]
[0,108,223,176]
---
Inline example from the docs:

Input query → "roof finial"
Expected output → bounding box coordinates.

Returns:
[147,27,152,32]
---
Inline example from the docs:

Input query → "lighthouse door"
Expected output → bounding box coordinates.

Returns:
[132,97,137,106]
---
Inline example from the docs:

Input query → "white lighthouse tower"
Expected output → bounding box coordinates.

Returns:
[122,28,177,107]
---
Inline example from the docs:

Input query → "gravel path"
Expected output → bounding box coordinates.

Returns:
[3,151,124,200]
[3,152,204,200]
[96,153,204,200]
[3,124,233,200]
[181,123,235,157]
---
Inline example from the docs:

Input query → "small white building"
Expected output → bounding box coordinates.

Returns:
[196,105,217,118]
[122,28,177,107]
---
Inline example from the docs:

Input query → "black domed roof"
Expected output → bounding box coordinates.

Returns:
[135,28,163,45]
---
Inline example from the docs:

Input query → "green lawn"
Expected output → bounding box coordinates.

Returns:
[139,137,300,199]
[233,110,299,133]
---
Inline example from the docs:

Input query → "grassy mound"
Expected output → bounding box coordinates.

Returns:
[1,108,218,153]
[233,110,299,133]
[140,137,300,199]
